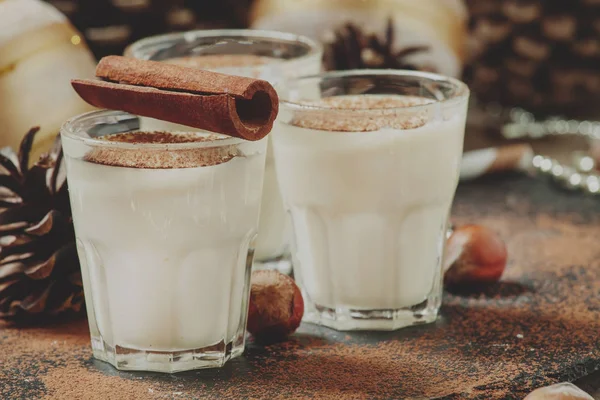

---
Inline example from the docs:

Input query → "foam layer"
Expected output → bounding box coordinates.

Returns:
[84,131,238,169]
[290,95,431,132]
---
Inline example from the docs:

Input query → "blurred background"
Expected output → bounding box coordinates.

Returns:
[1,0,599,160]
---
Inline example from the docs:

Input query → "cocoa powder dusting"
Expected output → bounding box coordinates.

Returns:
[0,319,191,399]
[85,131,238,169]
[290,96,430,132]
[1,175,599,399]
[41,365,156,400]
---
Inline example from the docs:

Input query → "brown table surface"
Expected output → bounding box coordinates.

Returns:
[2,134,600,400]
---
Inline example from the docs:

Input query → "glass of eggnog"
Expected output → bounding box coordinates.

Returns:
[272,70,469,331]
[61,110,267,372]
[125,30,323,274]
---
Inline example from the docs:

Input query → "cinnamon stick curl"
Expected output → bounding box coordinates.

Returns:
[72,56,279,141]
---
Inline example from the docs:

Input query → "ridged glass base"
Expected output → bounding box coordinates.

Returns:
[302,295,441,331]
[90,335,244,373]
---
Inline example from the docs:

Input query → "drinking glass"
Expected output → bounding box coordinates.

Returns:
[125,29,323,273]
[272,70,469,331]
[61,110,267,372]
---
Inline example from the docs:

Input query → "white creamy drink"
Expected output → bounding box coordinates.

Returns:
[273,76,469,331]
[124,30,324,268]
[62,123,267,372]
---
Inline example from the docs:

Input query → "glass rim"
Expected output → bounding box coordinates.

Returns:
[124,28,323,63]
[279,69,470,112]
[60,110,246,150]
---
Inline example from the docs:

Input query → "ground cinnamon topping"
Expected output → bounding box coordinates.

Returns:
[97,131,225,144]
[314,96,430,109]
[84,131,239,169]
[290,95,430,132]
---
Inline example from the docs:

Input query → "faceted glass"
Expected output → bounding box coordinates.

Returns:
[61,110,267,372]
[125,30,323,273]
[273,70,469,331]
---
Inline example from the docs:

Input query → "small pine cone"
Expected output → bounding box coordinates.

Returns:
[323,18,433,72]
[0,128,83,322]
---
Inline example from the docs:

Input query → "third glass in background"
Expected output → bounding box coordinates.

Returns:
[272,70,470,331]
[125,30,323,273]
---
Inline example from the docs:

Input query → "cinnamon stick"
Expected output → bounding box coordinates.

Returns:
[71,56,279,141]
[460,144,534,181]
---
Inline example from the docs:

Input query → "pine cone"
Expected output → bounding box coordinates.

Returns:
[464,0,600,116]
[0,128,83,321]
[323,18,432,72]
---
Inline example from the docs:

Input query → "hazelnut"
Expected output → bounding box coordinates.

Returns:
[444,225,507,288]
[247,270,304,343]
[524,383,594,400]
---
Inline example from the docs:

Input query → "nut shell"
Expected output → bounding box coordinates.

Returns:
[444,224,508,288]
[524,383,594,400]
[247,270,304,343]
